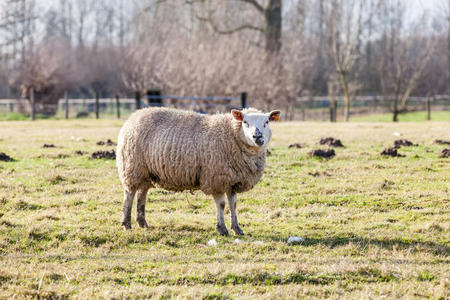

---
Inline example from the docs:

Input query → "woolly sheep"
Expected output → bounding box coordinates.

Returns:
[116,107,280,235]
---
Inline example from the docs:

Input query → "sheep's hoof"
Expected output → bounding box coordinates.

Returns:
[137,218,149,228]
[217,224,229,236]
[122,221,132,230]
[232,225,244,236]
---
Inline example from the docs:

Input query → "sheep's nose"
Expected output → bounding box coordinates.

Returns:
[253,134,264,146]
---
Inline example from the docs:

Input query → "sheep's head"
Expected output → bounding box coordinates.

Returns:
[231,108,280,148]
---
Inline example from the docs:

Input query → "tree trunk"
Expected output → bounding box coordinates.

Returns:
[64,90,69,119]
[339,71,351,122]
[95,92,100,119]
[30,87,35,121]
[264,0,282,53]
[393,96,399,122]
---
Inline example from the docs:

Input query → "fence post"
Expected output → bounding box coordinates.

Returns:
[135,91,141,110]
[95,92,99,119]
[240,92,247,109]
[64,90,69,119]
[116,95,121,119]
[147,89,162,106]
[30,87,35,121]
[426,96,431,121]
[9,101,14,112]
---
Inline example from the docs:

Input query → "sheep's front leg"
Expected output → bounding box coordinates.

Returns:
[122,189,136,230]
[227,192,244,235]
[213,194,229,236]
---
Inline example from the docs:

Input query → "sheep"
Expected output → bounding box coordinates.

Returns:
[116,107,280,235]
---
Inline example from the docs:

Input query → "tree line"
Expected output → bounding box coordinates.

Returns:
[0,0,448,121]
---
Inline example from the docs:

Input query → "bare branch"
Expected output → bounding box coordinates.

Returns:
[237,0,264,13]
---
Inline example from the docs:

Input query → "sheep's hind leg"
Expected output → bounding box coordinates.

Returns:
[122,189,136,230]
[214,194,229,236]
[227,192,244,235]
[136,187,150,228]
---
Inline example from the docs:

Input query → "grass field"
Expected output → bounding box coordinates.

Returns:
[0,119,449,299]
[350,111,450,122]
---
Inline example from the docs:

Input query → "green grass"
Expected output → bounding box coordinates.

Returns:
[351,111,450,122]
[0,112,30,121]
[0,119,449,299]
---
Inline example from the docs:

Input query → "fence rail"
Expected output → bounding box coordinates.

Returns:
[0,94,448,121]
[0,92,248,119]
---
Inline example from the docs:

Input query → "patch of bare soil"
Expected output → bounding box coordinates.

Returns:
[91,150,116,160]
[308,149,335,159]
[440,148,450,158]
[288,143,303,149]
[97,139,116,146]
[319,137,344,147]
[435,139,450,145]
[42,144,56,148]
[393,139,417,148]
[0,152,14,162]
[381,147,405,157]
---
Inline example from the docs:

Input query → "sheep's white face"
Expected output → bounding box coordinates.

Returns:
[232,109,281,148]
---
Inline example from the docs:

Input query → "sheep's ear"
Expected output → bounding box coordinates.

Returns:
[231,109,244,121]
[268,110,281,122]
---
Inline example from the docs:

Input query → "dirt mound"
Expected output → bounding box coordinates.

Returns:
[288,143,303,149]
[381,147,405,157]
[308,149,335,159]
[91,150,116,160]
[393,139,417,148]
[435,139,450,145]
[319,137,344,147]
[440,148,450,158]
[42,144,56,148]
[97,139,116,146]
[0,152,14,162]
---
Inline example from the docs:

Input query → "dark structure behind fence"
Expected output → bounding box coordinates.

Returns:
[147,89,162,107]
[241,92,247,109]
[135,91,141,110]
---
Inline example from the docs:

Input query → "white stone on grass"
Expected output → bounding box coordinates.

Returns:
[287,236,304,245]
[234,239,242,244]
[207,239,218,247]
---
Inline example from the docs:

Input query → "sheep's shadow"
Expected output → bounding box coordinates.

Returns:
[259,234,449,256]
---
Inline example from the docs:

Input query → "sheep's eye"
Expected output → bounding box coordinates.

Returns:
[243,121,249,127]
[264,120,269,127]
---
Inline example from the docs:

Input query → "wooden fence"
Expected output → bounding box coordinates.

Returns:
[0,93,448,121]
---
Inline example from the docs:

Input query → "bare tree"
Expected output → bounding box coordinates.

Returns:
[325,0,364,121]
[188,0,282,53]
[15,38,74,115]
[377,1,439,121]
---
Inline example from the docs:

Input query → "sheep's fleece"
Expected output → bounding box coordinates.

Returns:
[117,107,280,235]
